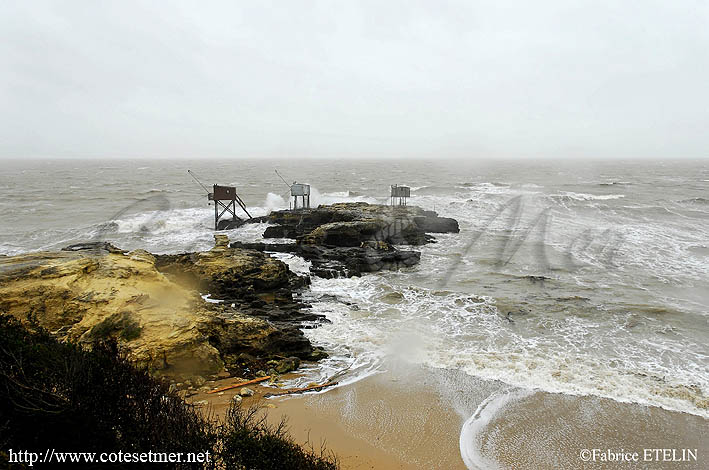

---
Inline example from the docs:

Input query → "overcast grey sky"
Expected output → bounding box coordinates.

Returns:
[1,1,708,160]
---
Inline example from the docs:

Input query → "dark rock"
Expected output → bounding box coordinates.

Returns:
[414,211,460,233]
[247,203,458,278]
[263,203,458,246]
[231,240,420,279]
[307,348,329,361]
[216,218,245,230]
[300,244,420,278]
[275,357,300,374]
[62,241,126,254]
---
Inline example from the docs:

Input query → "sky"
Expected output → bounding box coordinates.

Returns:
[1,0,708,160]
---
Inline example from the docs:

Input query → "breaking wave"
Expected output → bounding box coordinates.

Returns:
[553,191,625,201]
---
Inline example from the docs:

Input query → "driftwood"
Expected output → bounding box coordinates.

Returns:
[263,381,338,398]
[206,376,271,394]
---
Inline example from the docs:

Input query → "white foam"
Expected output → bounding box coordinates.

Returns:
[200,293,223,303]
[460,388,533,470]
[310,186,380,206]
[555,191,625,201]
[267,252,311,276]
[264,192,287,212]
[295,268,709,417]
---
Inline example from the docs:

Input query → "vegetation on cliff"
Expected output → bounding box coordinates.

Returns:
[0,315,338,469]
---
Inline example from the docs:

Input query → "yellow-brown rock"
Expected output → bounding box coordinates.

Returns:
[0,237,318,379]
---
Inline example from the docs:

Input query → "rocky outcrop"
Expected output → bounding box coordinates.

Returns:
[245,202,458,278]
[230,241,421,279]
[261,202,458,246]
[414,210,461,233]
[0,236,326,380]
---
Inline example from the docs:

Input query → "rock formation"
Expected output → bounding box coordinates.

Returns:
[0,238,325,381]
[240,202,458,278]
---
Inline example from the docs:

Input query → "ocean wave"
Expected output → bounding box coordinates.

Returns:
[297,273,709,418]
[458,182,509,188]
[410,185,457,195]
[599,181,632,186]
[309,187,379,206]
[460,388,532,470]
[552,191,625,201]
[320,190,364,198]
[678,197,709,205]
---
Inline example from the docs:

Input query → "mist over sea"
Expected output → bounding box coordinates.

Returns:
[1,158,707,419]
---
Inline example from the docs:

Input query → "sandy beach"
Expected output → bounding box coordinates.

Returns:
[192,360,707,469]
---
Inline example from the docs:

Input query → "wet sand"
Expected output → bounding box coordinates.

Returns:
[191,361,707,469]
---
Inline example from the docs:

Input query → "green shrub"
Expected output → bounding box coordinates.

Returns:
[88,311,142,341]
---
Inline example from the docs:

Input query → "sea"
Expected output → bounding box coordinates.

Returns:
[1,158,707,464]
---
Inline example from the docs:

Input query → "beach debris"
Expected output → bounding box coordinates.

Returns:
[263,381,338,398]
[207,375,271,394]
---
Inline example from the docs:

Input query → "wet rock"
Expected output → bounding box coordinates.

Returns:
[216,218,245,230]
[381,291,405,304]
[414,211,459,233]
[231,241,420,279]
[307,348,329,361]
[190,375,206,388]
[239,203,457,278]
[239,387,255,397]
[62,241,126,254]
[259,203,458,246]
[275,357,300,374]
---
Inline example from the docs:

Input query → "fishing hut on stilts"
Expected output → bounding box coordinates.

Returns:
[275,170,311,210]
[189,170,252,230]
[390,184,410,206]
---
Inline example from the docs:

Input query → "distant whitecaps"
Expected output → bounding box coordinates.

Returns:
[554,191,625,201]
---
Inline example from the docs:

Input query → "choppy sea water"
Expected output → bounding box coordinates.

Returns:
[1,158,707,464]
